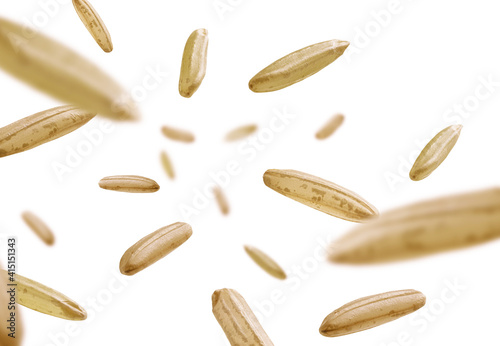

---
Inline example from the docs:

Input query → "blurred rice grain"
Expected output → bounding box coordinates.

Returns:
[329,188,500,264]
[22,211,55,246]
[315,113,344,140]
[0,17,139,121]
[244,245,287,280]
[161,125,195,143]
[213,186,230,215]
[225,124,258,142]
[160,151,175,179]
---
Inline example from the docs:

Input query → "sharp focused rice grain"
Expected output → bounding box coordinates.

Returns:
[319,290,425,337]
[179,29,208,98]
[99,175,160,193]
[263,169,378,222]
[0,106,96,158]
[249,39,349,92]
[410,125,462,181]
[119,222,192,275]
[212,288,274,345]
[1,270,87,321]
[72,0,113,53]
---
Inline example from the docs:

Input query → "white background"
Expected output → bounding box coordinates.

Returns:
[0,0,499,345]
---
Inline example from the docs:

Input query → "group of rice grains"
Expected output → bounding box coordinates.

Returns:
[0,1,496,345]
